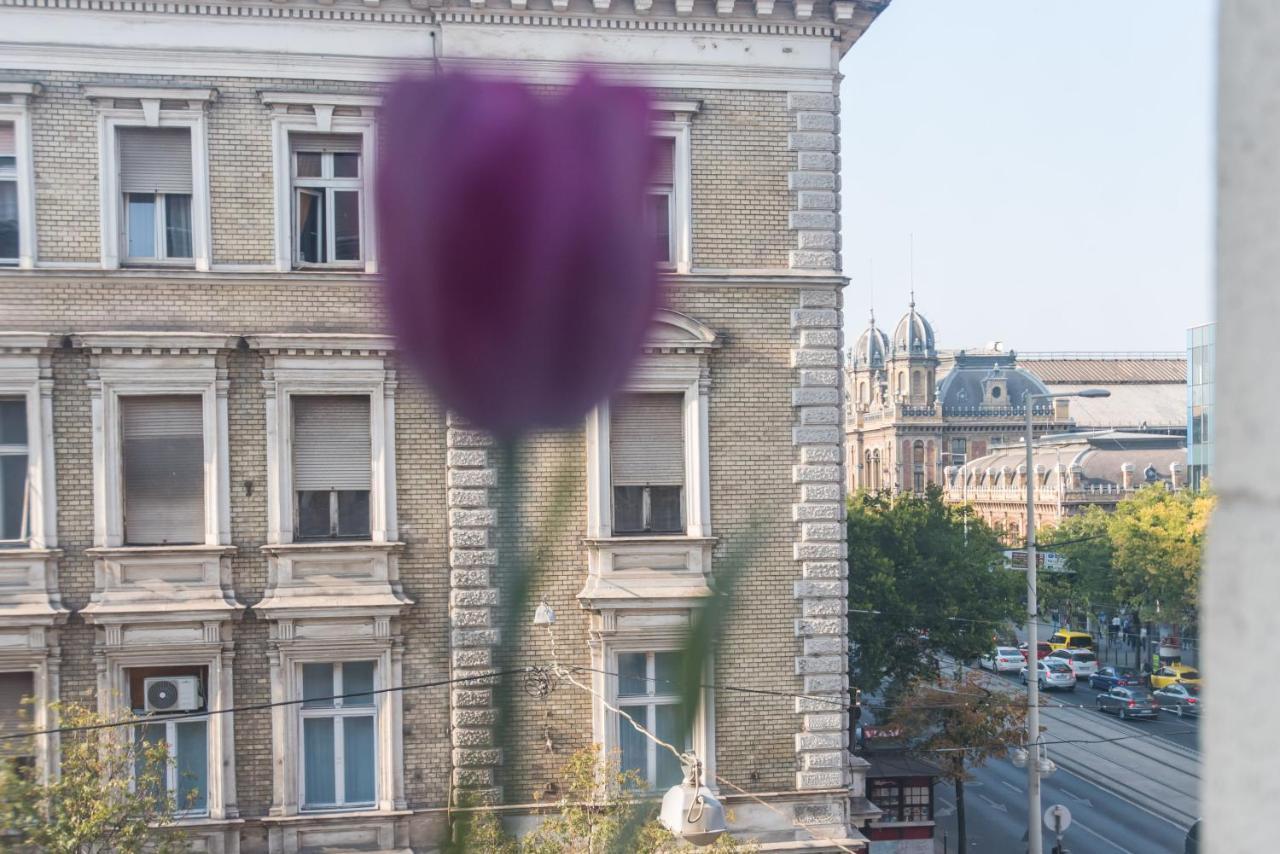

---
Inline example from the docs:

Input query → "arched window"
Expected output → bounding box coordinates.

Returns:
[912,440,925,494]
[859,381,868,405]
[912,370,923,401]
[872,449,881,491]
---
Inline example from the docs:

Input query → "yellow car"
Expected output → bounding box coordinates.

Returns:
[1046,630,1095,653]
[1149,663,1202,690]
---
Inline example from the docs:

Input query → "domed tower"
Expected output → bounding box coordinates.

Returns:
[849,310,890,411]
[889,294,938,406]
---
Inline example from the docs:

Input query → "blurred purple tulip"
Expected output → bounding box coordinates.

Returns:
[377,72,664,437]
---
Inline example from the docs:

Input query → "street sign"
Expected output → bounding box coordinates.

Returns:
[1044,804,1072,834]
[1004,550,1069,573]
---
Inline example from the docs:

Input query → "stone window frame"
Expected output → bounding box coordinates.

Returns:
[652,100,698,275]
[253,335,398,547]
[587,615,716,795]
[0,334,57,551]
[84,86,216,272]
[0,83,40,269]
[95,630,239,828]
[265,624,407,820]
[261,93,379,275]
[0,637,60,785]
[79,333,234,551]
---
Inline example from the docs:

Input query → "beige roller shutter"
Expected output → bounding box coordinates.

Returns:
[0,123,14,158]
[289,132,363,155]
[117,127,193,195]
[610,393,685,487]
[292,396,371,491]
[652,137,674,186]
[121,395,205,545]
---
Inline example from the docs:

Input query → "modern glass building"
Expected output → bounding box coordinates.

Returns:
[1188,323,1215,489]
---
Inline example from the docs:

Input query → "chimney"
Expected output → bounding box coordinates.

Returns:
[1121,462,1136,491]
[1053,397,1070,420]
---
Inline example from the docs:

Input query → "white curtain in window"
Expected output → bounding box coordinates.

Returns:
[611,393,685,486]
[292,396,371,491]
[117,127,193,195]
[121,395,205,545]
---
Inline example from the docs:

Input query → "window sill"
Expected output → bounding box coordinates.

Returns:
[262,808,412,824]
[261,540,404,557]
[584,535,716,547]
[121,260,196,269]
[87,544,236,559]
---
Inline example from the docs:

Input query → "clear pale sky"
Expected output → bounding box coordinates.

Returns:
[837,0,1215,353]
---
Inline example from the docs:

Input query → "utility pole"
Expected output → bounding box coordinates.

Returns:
[1022,389,1108,854]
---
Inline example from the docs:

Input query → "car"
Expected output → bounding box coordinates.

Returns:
[1153,682,1202,716]
[1021,659,1076,691]
[1089,666,1140,691]
[1150,663,1202,690]
[1046,648,1099,678]
[980,646,1025,673]
[1019,641,1052,661]
[1046,630,1095,652]
[1096,686,1161,720]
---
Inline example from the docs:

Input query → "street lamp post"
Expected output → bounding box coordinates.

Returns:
[1022,387,1109,854]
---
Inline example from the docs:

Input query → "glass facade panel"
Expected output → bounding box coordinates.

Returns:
[1187,323,1214,490]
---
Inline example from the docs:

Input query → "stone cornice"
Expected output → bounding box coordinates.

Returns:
[246,333,394,355]
[73,331,238,354]
[0,0,885,30]
[0,332,60,353]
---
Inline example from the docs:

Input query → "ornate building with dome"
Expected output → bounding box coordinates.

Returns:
[845,298,1075,495]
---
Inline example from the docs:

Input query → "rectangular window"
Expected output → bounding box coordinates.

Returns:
[616,651,689,789]
[299,661,377,810]
[0,397,29,544]
[290,134,363,267]
[902,784,931,822]
[610,393,685,536]
[292,396,372,541]
[870,780,902,821]
[950,437,967,467]
[0,671,35,767]
[128,668,208,815]
[647,137,675,265]
[117,127,194,263]
[0,122,17,264]
[120,395,205,546]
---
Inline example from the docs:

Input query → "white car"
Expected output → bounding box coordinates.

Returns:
[1020,659,1077,691]
[980,646,1025,673]
[1046,648,1098,679]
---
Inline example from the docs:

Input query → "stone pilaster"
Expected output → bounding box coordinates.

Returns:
[790,288,851,793]
[787,91,840,271]
[445,414,503,806]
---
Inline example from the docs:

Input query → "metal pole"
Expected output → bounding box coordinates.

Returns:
[1025,393,1042,854]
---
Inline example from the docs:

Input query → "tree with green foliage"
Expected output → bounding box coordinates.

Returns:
[0,703,187,854]
[1037,506,1117,627]
[1109,484,1214,623]
[846,489,1023,693]
[888,671,1026,854]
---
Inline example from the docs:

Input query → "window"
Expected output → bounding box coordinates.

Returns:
[0,397,28,544]
[615,651,689,789]
[902,784,931,821]
[128,667,208,815]
[0,671,34,768]
[120,395,205,546]
[912,440,925,494]
[300,661,377,810]
[292,396,372,541]
[950,437,967,467]
[648,137,675,265]
[290,134,363,266]
[870,780,902,818]
[0,122,16,265]
[610,394,685,535]
[117,128,194,263]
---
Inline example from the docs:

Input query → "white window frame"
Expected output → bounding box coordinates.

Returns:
[611,649,687,789]
[263,93,378,274]
[122,191,194,265]
[97,639,237,825]
[589,628,714,795]
[296,660,379,812]
[291,150,363,269]
[267,629,405,818]
[78,333,233,550]
[652,102,696,275]
[0,335,57,550]
[86,87,214,272]
[131,706,212,818]
[0,394,31,545]
[0,83,39,269]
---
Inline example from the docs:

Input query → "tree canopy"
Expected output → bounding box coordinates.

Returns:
[846,489,1023,692]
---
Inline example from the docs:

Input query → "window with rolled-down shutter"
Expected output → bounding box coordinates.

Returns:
[610,394,685,534]
[292,396,371,540]
[0,671,34,758]
[117,128,193,195]
[121,395,205,546]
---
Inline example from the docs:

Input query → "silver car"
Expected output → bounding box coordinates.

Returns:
[1152,682,1201,716]
[1046,648,1098,678]
[1021,659,1077,691]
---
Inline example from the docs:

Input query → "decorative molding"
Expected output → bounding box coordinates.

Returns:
[74,331,237,354]
[788,289,851,801]
[653,99,702,116]
[445,414,503,806]
[82,85,218,104]
[246,333,393,355]
[0,81,41,99]
[259,91,380,110]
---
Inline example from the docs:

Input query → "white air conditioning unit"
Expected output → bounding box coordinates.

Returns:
[143,676,202,713]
